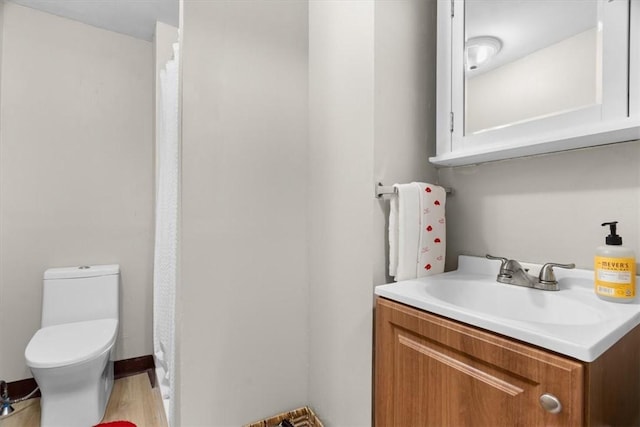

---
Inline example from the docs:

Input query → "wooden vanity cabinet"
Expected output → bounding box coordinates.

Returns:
[374,297,640,426]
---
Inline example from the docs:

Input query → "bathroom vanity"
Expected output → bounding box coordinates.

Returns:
[374,256,640,426]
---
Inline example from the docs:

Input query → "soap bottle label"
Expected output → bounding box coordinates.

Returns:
[594,256,636,298]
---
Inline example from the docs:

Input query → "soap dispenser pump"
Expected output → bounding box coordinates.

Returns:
[594,221,636,303]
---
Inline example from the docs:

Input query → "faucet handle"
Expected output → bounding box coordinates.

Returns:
[538,262,575,285]
[486,254,507,266]
[486,254,510,276]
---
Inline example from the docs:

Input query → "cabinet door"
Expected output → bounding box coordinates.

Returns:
[375,298,584,426]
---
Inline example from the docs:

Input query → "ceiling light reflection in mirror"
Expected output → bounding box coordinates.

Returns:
[466,36,502,71]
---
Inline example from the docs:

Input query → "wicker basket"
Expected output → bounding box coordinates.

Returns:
[245,406,323,427]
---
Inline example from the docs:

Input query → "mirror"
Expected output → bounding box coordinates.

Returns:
[432,0,640,167]
[465,1,601,135]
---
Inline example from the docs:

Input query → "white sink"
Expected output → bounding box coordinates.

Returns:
[375,255,640,362]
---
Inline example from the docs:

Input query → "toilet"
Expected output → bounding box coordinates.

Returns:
[25,264,120,427]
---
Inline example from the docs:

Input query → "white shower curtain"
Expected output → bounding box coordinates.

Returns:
[154,41,179,427]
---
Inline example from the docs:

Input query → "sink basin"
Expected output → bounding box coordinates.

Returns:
[375,255,640,362]
[422,276,605,326]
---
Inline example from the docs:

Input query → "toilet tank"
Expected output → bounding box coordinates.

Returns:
[41,264,120,328]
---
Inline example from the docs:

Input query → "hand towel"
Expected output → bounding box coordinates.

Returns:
[389,183,421,281]
[389,182,446,281]
[416,183,446,278]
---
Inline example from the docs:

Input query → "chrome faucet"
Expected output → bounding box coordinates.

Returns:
[486,254,575,291]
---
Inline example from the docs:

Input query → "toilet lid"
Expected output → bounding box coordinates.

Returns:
[25,319,118,369]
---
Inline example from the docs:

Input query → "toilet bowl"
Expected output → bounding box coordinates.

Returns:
[25,264,119,427]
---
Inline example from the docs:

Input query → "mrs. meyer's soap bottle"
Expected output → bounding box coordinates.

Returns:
[594,221,636,303]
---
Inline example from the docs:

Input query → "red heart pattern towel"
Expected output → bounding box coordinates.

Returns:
[389,182,446,280]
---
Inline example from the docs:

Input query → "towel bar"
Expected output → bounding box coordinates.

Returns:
[376,182,453,198]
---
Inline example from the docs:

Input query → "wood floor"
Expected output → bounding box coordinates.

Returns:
[0,374,168,427]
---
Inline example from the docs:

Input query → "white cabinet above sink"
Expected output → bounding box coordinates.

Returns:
[431,0,640,166]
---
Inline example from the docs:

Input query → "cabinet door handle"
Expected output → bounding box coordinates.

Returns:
[539,393,562,414]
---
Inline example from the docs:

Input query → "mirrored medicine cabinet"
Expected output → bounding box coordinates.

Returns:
[431,0,640,166]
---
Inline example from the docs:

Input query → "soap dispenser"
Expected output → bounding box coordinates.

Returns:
[594,221,636,303]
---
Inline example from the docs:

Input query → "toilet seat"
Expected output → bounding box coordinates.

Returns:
[25,319,118,369]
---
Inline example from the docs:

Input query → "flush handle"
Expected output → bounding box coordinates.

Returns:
[539,393,562,414]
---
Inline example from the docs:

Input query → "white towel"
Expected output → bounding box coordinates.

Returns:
[389,182,446,281]
[389,184,420,281]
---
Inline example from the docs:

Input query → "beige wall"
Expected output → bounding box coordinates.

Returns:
[179,1,309,425]
[439,140,640,272]
[0,2,154,381]
[373,0,439,286]
[308,2,375,425]
[308,1,438,424]
[178,1,438,424]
